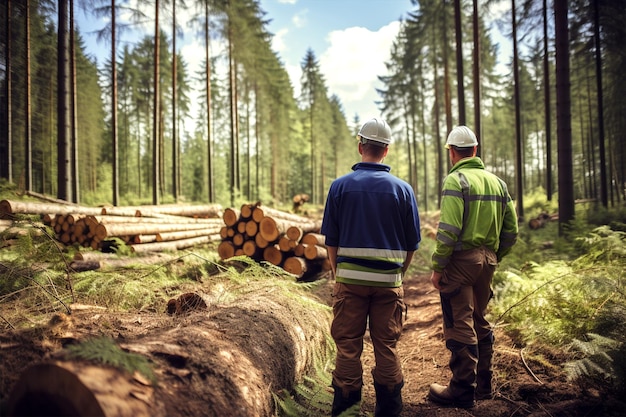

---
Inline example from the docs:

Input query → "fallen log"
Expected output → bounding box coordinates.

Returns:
[102,204,223,219]
[156,227,222,243]
[6,361,163,417]
[94,222,213,241]
[0,199,102,219]
[129,235,214,253]
[252,205,318,225]
[6,287,332,417]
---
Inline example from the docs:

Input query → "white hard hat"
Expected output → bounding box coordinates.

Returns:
[445,126,478,149]
[358,118,391,146]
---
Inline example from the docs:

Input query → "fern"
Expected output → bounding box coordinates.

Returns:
[565,333,623,393]
[65,336,156,383]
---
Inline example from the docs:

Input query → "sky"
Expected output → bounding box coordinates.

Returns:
[77,0,512,132]
[257,0,412,122]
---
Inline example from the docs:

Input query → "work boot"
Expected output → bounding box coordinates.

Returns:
[476,334,495,400]
[331,383,361,416]
[428,340,478,408]
[373,380,404,417]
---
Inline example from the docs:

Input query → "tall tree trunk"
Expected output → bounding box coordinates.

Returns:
[111,0,119,205]
[433,23,443,207]
[204,3,214,203]
[420,70,429,212]
[57,0,72,201]
[543,0,553,200]
[454,0,465,125]
[512,0,524,219]
[172,0,178,202]
[70,0,79,203]
[593,0,608,208]
[152,0,160,205]
[228,13,238,208]
[25,0,32,192]
[472,0,481,154]
[443,0,452,136]
[554,0,575,232]
[1,0,13,182]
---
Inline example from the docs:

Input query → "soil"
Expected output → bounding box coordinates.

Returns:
[1,270,624,417]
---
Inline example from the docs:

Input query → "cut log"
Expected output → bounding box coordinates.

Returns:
[258,217,303,243]
[0,200,102,218]
[222,208,240,227]
[245,220,258,237]
[283,256,308,278]
[286,226,304,242]
[129,235,213,253]
[133,234,158,244]
[278,236,292,252]
[304,244,328,261]
[102,204,223,219]
[242,240,262,259]
[5,361,163,417]
[156,227,221,242]
[294,243,306,257]
[301,232,325,246]
[252,205,318,225]
[99,207,141,217]
[255,233,269,249]
[263,245,283,266]
[95,222,213,241]
[95,215,223,226]
[232,233,245,247]
[217,240,236,260]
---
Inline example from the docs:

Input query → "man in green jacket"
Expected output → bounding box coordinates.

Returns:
[429,125,518,408]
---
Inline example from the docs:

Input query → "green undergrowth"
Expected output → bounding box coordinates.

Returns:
[492,223,626,395]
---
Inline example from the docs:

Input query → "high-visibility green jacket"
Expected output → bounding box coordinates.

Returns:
[432,156,518,272]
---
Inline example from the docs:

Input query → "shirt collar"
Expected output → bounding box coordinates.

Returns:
[352,162,392,172]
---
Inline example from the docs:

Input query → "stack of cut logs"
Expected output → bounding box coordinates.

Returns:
[0,199,223,253]
[217,202,330,279]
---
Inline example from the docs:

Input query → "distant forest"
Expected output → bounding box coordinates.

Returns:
[1,0,624,226]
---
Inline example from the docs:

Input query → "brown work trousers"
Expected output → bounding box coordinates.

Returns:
[439,246,498,345]
[331,282,405,393]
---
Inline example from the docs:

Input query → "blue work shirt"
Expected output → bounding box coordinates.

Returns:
[321,162,421,287]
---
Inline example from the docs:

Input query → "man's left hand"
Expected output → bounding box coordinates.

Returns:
[431,271,443,290]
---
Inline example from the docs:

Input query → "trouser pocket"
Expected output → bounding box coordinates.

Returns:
[440,288,461,329]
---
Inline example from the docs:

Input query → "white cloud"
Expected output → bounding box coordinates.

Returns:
[292,9,308,28]
[271,28,289,54]
[318,21,401,118]
[278,0,298,4]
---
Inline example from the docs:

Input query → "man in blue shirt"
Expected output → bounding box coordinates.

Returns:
[321,118,421,417]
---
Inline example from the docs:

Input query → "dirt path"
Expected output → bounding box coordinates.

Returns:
[354,274,611,417]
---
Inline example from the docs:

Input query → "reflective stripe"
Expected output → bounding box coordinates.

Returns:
[438,221,461,236]
[338,247,407,261]
[437,231,456,246]
[442,189,463,199]
[337,267,402,283]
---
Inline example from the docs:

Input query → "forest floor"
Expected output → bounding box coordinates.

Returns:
[1,269,625,416]
[314,273,624,417]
